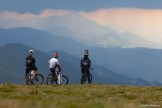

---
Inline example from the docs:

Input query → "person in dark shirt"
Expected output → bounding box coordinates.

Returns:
[25,49,37,77]
[80,50,91,84]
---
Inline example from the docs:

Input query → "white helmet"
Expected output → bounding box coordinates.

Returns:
[29,49,34,54]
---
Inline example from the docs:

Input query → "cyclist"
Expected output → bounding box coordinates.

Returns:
[80,50,91,84]
[48,53,62,83]
[25,50,37,79]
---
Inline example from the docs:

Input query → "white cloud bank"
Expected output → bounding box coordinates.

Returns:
[1,8,162,45]
[80,8,162,42]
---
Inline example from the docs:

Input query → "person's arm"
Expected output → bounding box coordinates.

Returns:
[26,58,28,66]
[57,64,62,71]
[88,59,91,68]
[57,60,61,71]
[32,58,36,67]
[80,59,83,67]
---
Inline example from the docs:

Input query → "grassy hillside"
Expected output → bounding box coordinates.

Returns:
[0,84,161,108]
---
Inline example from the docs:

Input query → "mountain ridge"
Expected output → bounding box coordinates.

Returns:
[0,43,137,85]
[43,13,156,48]
[89,47,162,83]
[1,27,162,85]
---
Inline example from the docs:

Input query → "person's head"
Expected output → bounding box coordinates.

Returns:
[53,53,58,58]
[29,49,34,56]
[84,50,89,58]
[84,53,88,58]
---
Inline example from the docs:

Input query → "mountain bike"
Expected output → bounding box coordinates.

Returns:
[81,68,93,84]
[46,70,69,85]
[26,70,44,85]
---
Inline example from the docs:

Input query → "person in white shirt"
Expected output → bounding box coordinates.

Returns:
[48,53,61,80]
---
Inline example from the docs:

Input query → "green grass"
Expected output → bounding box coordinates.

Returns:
[0,84,162,108]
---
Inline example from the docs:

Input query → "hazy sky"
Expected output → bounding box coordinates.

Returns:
[1,0,162,44]
[1,0,162,12]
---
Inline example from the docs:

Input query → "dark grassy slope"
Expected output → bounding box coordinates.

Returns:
[0,84,162,108]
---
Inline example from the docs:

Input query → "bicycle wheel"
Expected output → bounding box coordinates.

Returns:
[46,74,57,85]
[61,75,69,85]
[33,74,44,85]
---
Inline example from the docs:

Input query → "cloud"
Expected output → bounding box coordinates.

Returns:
[80,8,162,42]
[1,8,162,44]
[0,9,70,29]
[0,9,70,20]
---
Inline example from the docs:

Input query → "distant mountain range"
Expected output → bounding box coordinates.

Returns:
[0,12,159,48]
[1,27,162,86]
[89,47,162,83]
[0,43,134,85]
[0,27,87,55]
[0,43,161,86]
[44,13,157,48]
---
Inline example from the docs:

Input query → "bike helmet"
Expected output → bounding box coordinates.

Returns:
[54,53,58,57]
[29,49,34,54]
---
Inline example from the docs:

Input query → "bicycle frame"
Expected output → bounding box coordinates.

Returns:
[26,70,44,85]
[46,71,68,85]
[56,71,62,84]
[30,70,37,78]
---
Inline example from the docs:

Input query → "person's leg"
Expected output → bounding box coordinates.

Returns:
[80,68,85,84]
[50,68,56,76]
[25,67,31,77]
[86,70,91,84]
[50,68,57,81]
[25,67,31,84]
[30,67,37,77]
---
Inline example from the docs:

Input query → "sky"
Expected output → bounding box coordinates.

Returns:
[1,0,162,46]
[1,0,162,12]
